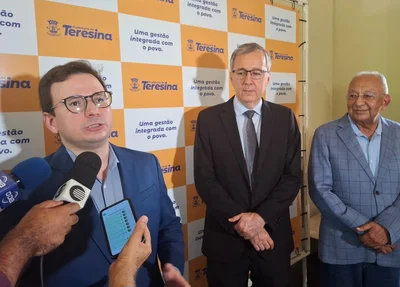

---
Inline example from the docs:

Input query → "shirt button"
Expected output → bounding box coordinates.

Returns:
[375,191,380,195]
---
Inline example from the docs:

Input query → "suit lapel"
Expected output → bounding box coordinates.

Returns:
[113,146,141,213]
[48,145,73,172]
[376,118,394,183]
[219,97,250,184]
[336,116,375,183]
[78,197,114,263]
[49,146,113,264]
[255,101,273,177]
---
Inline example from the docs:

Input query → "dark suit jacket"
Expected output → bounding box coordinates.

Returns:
[194,97,301,262]
[0,144,184,287]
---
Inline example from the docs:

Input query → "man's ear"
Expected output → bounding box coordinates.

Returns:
[43,112,58,134]
[382,94,392,110]
[264,73,271,86]
[229,70,234,88]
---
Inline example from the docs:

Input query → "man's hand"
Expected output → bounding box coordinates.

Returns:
[0,200,80,287]
[357,222,390,249]
[377,244,396,254]
[109,216,152,287]
[228,212,265,239]
[249,229,274,251]
[16,200,80,256]
[163,263,191,287]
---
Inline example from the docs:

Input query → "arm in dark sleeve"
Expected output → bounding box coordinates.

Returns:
[153,155,185,274]
[194,111,245,234]
[254,110,302,230]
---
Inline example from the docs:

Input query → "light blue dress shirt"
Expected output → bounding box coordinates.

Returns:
[348,115,382,178]
[233,96,262,159]
[66,144,124,212]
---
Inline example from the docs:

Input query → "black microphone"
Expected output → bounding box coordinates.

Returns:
[0,158,51,212]
[53,151,101,209]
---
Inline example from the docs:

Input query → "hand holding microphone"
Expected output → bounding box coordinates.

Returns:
[0,200,80,287]
[13,200,80,256]
[53,151,101,209]
[0,152,100,287]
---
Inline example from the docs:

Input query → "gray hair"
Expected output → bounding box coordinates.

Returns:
[230,42,272,72]
[355,71,389,94]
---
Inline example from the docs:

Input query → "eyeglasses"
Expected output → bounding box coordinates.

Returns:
[232,69,268,80]
[50,91,113,113]
[347,93,379,102]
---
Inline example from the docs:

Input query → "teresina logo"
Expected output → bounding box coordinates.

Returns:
[130,78,178,92]
[187,39,224,54]
[232,8,262,23]
[46,19,113,41]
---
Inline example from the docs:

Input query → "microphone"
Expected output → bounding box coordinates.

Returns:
[0,158,52,212]
[53,151,101,209]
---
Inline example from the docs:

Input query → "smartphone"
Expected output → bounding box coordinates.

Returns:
[100,198,138,258]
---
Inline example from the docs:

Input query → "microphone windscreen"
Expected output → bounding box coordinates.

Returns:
[68,152,102,189]
[11,157,51,191]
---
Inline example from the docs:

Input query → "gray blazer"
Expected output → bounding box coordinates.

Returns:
[309,114,400,267]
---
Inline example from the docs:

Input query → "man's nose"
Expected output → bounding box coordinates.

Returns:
[85,99,100,116]
[243,72,253,83]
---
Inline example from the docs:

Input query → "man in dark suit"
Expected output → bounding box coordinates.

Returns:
[0,60,186,287]
[194,42,301,287]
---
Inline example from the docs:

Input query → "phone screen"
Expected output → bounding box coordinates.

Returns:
[100,199,137,258]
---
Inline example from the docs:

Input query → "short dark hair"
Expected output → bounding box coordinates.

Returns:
[39,60,107,115]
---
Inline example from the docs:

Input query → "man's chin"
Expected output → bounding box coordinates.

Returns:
[78,135,110,148]
[241,91,257,96]
[350,111,368,118]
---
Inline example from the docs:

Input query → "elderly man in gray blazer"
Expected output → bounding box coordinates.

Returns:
[309,71,400,287]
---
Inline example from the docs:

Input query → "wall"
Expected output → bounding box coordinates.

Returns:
[306,0,334,216]
[332,0,400,120]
